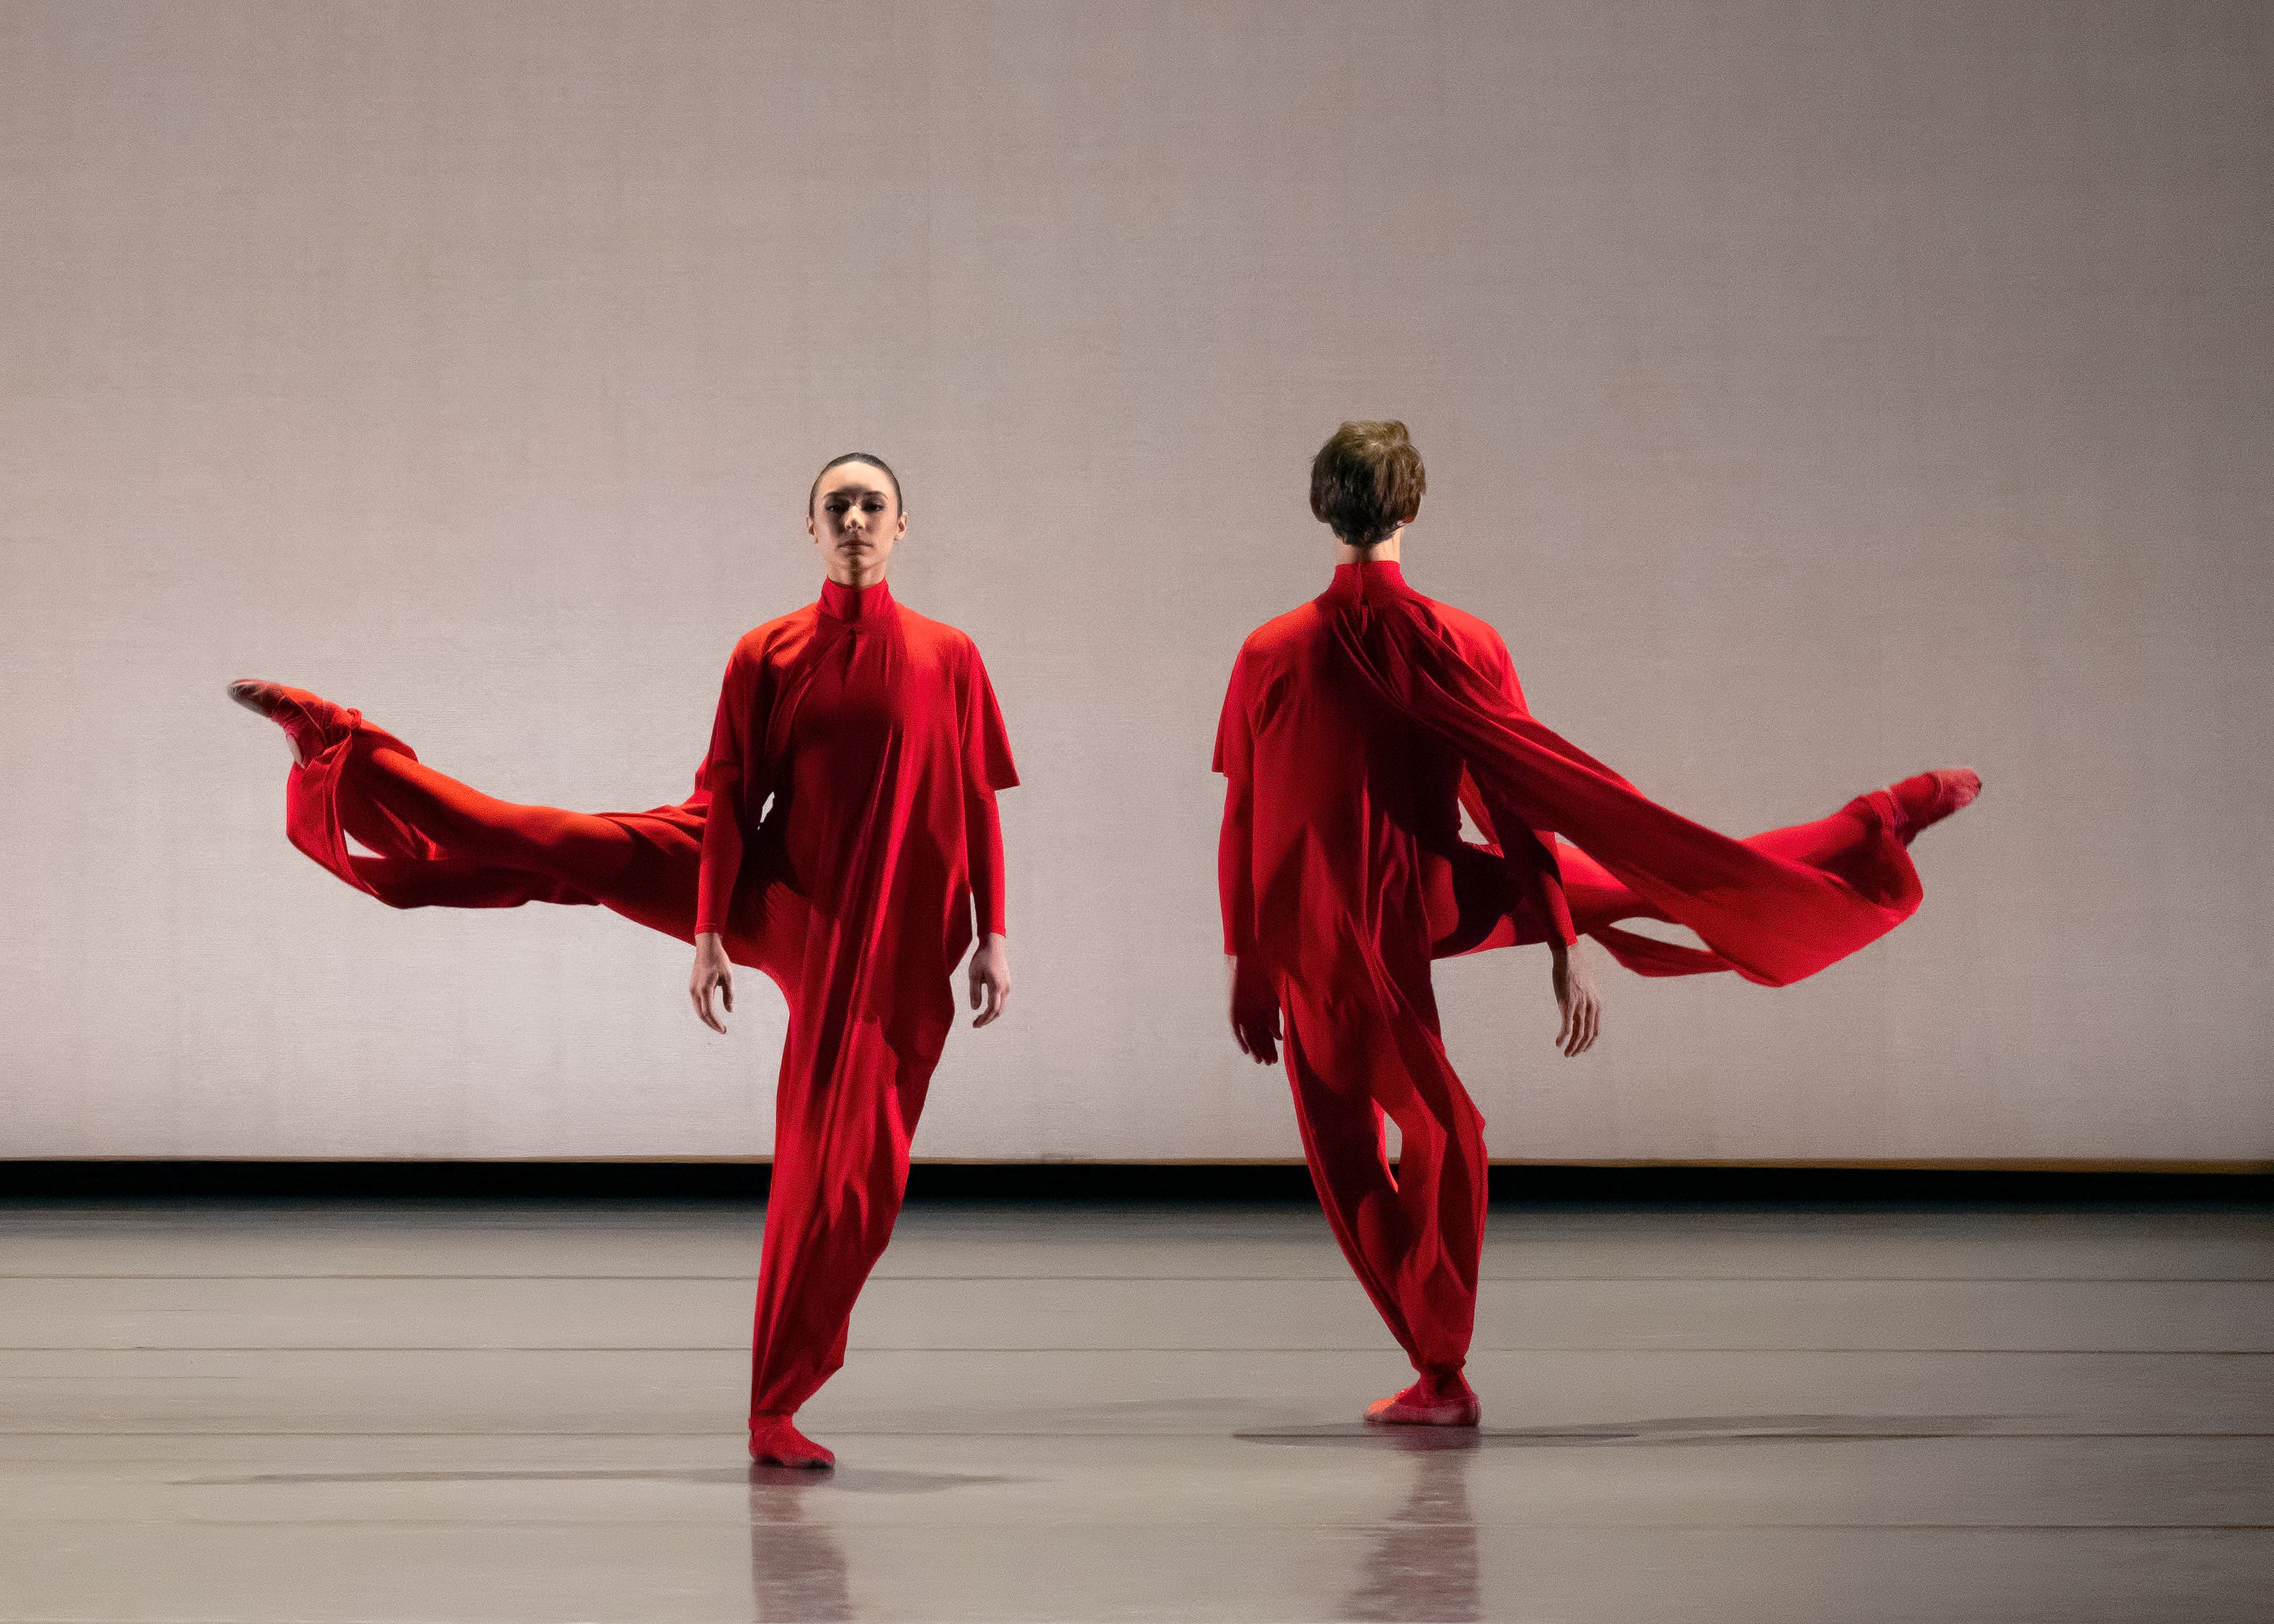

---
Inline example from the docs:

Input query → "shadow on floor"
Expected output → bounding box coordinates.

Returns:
[177,1464,1023,1492]
[1239,1412,2011,1448]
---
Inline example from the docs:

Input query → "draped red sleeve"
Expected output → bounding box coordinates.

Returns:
[1212,656,1260,958]
[961,645,1018,939]
[694,641,766,939]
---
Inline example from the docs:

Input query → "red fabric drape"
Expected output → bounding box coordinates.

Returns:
[1218,561,1922,990]
[1325,587,1919,987]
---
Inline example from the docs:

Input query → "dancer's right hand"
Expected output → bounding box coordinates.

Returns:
[690,934,734,1034]
[1227,952,1281,1066]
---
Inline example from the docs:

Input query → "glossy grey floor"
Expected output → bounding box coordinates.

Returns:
[2,1199,2270,1623]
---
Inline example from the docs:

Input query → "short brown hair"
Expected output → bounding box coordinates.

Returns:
[1309,421,1424,544]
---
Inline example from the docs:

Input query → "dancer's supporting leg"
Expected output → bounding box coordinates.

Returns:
[1279,967,1486,1426]
[743,903,945,1469]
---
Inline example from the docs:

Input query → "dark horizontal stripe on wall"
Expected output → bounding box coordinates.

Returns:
[0,1161,2267,1205]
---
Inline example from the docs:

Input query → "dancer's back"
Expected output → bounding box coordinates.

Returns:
[1218,559,1526,983]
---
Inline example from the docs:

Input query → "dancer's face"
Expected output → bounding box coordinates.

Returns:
[807,464,905,586]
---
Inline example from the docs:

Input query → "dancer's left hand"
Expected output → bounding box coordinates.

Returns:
[969,933,1011,1028]
[1552,939,1603,1057]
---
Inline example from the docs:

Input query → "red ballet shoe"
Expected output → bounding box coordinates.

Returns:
[227,680,346,767]
[1364,1373,1481,1428]
[1884,767,1983,846]
[749,1414,835,1469]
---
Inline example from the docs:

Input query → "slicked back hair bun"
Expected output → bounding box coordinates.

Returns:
[809,452,903,515]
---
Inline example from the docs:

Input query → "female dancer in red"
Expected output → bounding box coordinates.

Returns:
[232,454,1017,1469]
[1215,421,1978,1428]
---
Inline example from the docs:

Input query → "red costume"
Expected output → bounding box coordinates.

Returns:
[1215,560,1942,1388]
[265,576,1015,1431]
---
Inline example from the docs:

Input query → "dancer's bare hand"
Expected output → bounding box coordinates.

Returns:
[969,932,1011,1028]
[690,933,733,1034]
[1551,939,1602,1057]
[1228,952,1282,1066]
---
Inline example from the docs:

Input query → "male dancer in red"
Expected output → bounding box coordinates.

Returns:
[1215,421,1978,1427]
[232,454,1016,1469]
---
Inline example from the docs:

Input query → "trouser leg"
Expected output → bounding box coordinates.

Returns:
[1741,793,1912,902]
[1558,790,1917,961]
[1279,973,1487,1379]
[748,917,942,1418]
[347,744,642,893]
[279,697,706,924]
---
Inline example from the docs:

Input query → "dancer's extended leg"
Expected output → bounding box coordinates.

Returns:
[1279,969,1485,1427]
[231,680,678,913]
[348,745,639,888]
[1749,769,1980,867]
[1560,767,1984,956]
[1882,768,1982,844]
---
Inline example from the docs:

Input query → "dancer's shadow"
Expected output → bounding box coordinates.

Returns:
[748,1466,853,1623]
[1339,1429,1482,1624]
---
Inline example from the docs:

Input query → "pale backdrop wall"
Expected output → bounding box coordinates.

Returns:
[3,1,2268,1163]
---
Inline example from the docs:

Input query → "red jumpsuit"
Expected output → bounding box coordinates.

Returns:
[276,577,1016,1423]
[1214,560,1928,1382]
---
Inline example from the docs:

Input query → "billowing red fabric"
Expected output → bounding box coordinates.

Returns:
[1214,560,1930,1378]
[275,576,1016,1421]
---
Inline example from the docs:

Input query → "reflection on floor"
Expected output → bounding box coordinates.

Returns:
[749,1468,853,1624]
[1337,1431,1479,1624]
[1,1198,2270,1621]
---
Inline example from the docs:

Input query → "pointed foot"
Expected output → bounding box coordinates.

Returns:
[1887,766,1983,845]
[226,678,286,718]
[1363,1374,1481,1428]
[227,679,346,767]
[749,1414,835,1469]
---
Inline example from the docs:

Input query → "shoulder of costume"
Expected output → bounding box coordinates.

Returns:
[1242,599,1323,655]
[893,601,984,653]
[737,604,819,641]
[731,606,818,658]
[1411,592,1505,652]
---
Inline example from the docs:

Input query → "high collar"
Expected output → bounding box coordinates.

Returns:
[1323,558,1415,604]
[817,575,895,622]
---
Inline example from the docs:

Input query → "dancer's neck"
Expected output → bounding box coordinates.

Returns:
[1333,526,1404,565]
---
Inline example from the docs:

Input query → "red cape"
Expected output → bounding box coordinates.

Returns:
[1337,569,1919,985]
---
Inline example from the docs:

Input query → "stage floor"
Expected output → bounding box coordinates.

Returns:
[2,1197,2269,1621]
